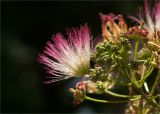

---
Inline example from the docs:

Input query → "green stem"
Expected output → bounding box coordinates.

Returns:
[105,89,140,98]
[139,66,154,87]
[134,39,139,61]
[136,60,147,63]
[152,99,160,108]
[124,67,142,95]
[85,96,108,103]
[106,78,132,86]
[85,95,140,104]
[125,68,134,84]
[152,94,160,99]
[150,70,160,96]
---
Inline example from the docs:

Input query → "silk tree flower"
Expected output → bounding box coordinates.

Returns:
[129,0,160,32]
[143,0,160,49]
[99,13,127,41]
[38,24,90,83]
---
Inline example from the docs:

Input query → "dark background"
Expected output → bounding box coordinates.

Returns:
[2,1,144,113]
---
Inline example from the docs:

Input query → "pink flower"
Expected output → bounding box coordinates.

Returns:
[130,0,160,32]
[38,24,90,83]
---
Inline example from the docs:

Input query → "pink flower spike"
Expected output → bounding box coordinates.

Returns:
[38,24,90,83]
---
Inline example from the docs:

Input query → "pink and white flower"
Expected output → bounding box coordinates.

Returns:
[130,0,160,32]
[39,24,90,83]
[144,0,160,32]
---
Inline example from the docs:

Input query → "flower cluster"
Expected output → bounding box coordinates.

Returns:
[39,0,160,113]
[38,24,90,83]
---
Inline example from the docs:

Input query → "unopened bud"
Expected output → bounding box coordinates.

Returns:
[69,88,76,94]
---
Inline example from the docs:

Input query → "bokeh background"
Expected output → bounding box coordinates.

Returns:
[2,0,144,113]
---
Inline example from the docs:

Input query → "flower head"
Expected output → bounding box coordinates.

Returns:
[125,26,149,38]
[38,24,90,83]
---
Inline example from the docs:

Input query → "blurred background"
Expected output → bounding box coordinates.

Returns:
[2,0,144,113]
